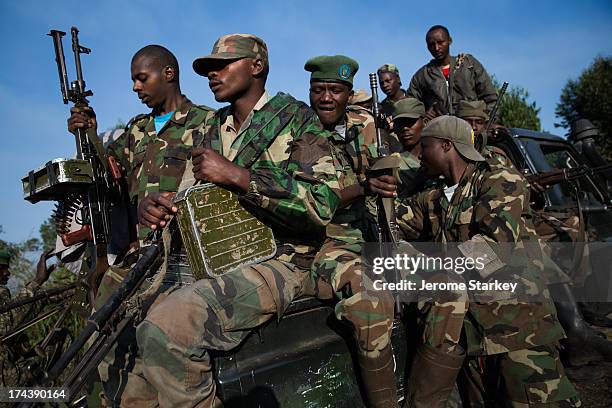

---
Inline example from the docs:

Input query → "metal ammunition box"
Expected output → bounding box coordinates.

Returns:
[174,183,276,279]
[21,158,93,203]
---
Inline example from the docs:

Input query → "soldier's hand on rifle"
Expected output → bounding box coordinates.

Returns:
[138,192,177,230]
[367,175,397,198]
[34,249,56,286]
[192,147,251,193]
[67,106,97,135]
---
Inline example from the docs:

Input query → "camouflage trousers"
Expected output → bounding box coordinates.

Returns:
[135,258,308,408]
[95,263,182,407]
[457,343,581,407]
[311,239,395,357]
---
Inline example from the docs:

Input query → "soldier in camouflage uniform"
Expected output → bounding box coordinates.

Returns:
[0,250,55,389]
[305,55,397,407]
[378,64,406,129]
[135,34,340,407]
[407,25,497,117]
[68,45,214,406]
[391,98,428,200]
[456,100,612,372]
[381,116,580,406]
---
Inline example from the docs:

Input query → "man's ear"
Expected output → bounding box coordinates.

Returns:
[448,36,453,46]
[442,140,453,152]
[162,66,176,82]
[252,58,265,77]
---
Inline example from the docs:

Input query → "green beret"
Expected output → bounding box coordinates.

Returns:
[0,250,11,266]
[304,55,359,86]
[377,64,400,75]
[392,98,425,120]
[456,100,488,121]
[422,116,485,162]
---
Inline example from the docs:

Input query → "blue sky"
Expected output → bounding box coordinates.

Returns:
[0,0,611,244]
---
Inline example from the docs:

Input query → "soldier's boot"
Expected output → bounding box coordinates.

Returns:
[405,343,465,408]
[550,282,612,366]
[357,345,399,408]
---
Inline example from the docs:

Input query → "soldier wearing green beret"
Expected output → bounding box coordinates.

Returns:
[305,55,398,407]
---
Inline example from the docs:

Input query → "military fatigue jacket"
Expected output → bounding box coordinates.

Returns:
[380,90,406,119]
[193,92,340,267]
[325,107,382,244]
[107,97,214,239]
[396,157,565,355]
[407,54,497,115]
[397,151,424,200]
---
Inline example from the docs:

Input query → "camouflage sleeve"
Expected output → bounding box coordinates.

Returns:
[468,55,498,112]
[240,118,341,233]
[396,194,427,241]
[472,167,527,243]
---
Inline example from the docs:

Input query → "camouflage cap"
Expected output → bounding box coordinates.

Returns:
[193,33,268,76]
[377,64,400,75]
[304,55,359,87]
[422,116,485,162]
[351,89,372,104]
[392,98,425,120]
[0,250,11,266]
[456,100,489,121]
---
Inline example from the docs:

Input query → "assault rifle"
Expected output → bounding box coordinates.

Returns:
[369,73,402,313]
[474,81,508,152]
[525,163,612,188]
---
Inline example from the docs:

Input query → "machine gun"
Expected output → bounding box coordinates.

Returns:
[368,73,402,313]
[21,27,123,311]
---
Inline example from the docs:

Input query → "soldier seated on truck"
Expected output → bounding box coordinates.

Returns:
[305,54,398,408]
[135,33,342,407]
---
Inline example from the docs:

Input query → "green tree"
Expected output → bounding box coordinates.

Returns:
[555,55,612,160]
[493,78,541,131]
[0,225,41,286]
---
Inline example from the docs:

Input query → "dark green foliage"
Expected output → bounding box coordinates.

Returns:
[493,78,541,131]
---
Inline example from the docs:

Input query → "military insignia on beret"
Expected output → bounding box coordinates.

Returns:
[338,64,351,80]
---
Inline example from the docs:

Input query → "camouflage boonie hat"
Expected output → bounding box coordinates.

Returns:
[304,55,359,87]
[377,64,400,75]
[351,89,372,104]
[422,116,485,162]
[392,98,425,120]
[193,33,268,76]
[0,250,11,266]
[457,100,489,121]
